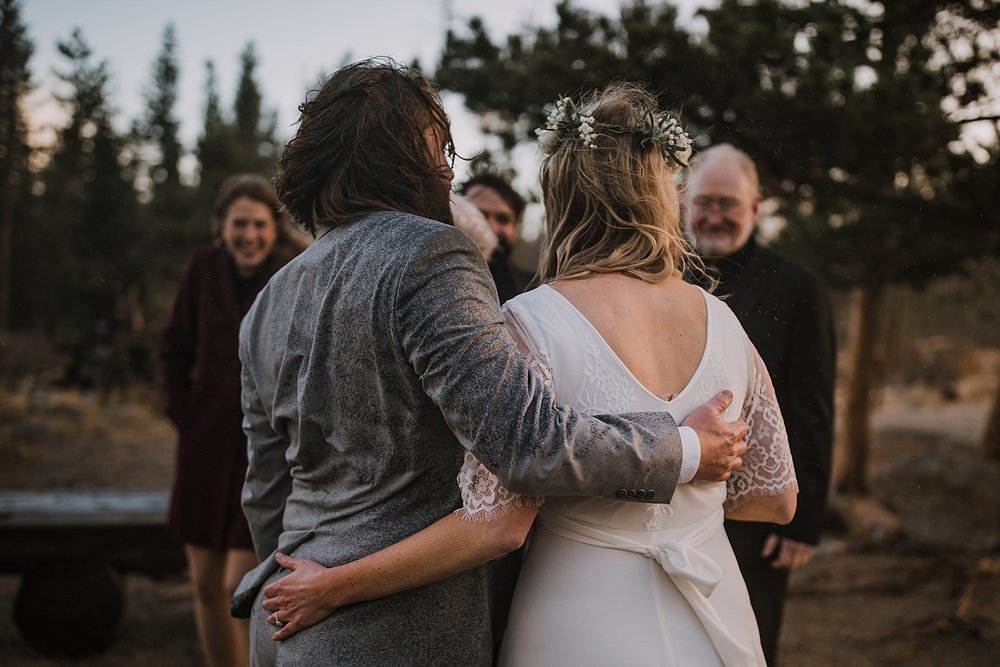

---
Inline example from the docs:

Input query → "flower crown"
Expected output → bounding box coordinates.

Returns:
[535,96,693,167]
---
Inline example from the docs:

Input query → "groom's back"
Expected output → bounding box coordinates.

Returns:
[241,210,494,664]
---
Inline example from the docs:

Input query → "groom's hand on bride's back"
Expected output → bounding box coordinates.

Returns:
[682,390,749,483]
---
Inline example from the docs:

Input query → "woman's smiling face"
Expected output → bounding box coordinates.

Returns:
[220,196,278,277]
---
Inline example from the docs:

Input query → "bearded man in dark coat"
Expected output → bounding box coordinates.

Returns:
[459,173,533,305]
[685,144,837,667]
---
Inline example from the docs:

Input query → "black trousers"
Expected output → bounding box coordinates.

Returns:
[725,520,791,667]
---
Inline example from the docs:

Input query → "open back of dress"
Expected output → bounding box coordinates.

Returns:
[488,284,796,667]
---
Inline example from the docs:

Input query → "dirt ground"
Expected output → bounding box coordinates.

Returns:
[0,387,997,666]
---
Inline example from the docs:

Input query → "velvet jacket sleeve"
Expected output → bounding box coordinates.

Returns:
[394,224,684,502]
[159,252,200,427]
[776,275,836,545]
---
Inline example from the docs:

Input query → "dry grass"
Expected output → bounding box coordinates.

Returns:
[0,382,997,665]
[0,387,175,491]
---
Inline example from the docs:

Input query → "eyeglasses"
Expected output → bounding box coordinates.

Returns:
[690,196,742,213]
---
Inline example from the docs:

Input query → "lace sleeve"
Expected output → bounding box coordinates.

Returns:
[724,342,799,512]
[452,304,548,522]
[455,451,545,522]
[502,302,554,388]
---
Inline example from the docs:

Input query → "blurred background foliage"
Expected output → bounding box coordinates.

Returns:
[1,0,998,478]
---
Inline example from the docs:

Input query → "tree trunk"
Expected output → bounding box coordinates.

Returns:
[834,282,884,495]
[981,374,1000,461]
[0,162,12,332]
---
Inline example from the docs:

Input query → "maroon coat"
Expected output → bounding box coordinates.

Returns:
[160,244,281,549]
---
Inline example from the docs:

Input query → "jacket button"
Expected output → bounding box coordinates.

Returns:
[644,490,656,500]
[626,489,637,498]
[616,489,627,498]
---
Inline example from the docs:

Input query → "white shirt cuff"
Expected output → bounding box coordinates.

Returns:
[678,426,701,484]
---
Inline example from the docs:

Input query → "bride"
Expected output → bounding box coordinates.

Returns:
[260,83,798,666]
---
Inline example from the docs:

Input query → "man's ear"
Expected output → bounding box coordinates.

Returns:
[750,193,763,219]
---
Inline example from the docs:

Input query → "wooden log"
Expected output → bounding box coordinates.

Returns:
[0,490,169,527]
[14,558,125,657]
[0,489,186,656]
[0,490,184,577]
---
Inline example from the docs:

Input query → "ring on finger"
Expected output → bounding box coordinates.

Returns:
[274,611,284,629]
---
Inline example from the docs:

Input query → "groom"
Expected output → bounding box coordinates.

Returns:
[236,59,748,666]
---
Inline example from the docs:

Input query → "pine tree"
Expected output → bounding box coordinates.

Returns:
[232,42,279,176]
[693,0,1000,489]
[0,0,34,331]
[437,0,1000,481]
[141,23,182,197]
[136,23,197,277]
[436,1,704,150]
[40,30,142,340]
[234,43,262,149]
[196,45,280,208]
[195,59,236,213]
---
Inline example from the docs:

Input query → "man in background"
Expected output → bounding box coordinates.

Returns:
[460,174,533,304]
[685,143,837,666]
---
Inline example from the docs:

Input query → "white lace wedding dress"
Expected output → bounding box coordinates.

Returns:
[457,284,798,667]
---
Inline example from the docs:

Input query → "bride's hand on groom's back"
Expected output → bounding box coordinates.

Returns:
[262,552,342,641]
[682,390,749,483]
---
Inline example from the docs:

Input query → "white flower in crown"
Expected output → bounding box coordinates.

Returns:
[674,140,693,166]
[648,111,693,167]
[673,128,693,165]
[538,97,596,154]
[546,97,573,128]
[578,115,598,148]
[536,95,693,164]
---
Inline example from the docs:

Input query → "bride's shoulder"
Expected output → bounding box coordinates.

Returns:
[501,284,556,317]
[502,285,581,346]
[693,284,734,317]
[700,288,753,349]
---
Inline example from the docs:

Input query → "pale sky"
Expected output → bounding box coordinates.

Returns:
[21,0,708,235]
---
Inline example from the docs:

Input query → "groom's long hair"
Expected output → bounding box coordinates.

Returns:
[275,58,455,234]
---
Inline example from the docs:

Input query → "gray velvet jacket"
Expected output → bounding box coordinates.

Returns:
[235,211,682,666]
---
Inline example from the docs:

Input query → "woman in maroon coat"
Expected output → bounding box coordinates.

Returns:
[160,174,306,667]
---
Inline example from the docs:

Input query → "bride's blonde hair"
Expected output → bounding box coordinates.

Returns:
[536,83,698,285]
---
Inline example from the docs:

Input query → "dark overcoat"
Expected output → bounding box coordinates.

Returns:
[160,245,277,549]
[712,237,836,666]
